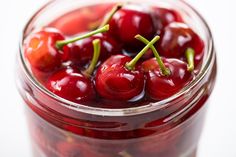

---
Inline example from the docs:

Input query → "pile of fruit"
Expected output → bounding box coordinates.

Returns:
[24,3,204,108]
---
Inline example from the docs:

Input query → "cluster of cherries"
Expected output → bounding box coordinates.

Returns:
[24,3,204,106]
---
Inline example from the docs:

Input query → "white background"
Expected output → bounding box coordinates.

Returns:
[0,0,234,156]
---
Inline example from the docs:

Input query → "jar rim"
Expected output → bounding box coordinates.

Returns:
[19,0,215,117]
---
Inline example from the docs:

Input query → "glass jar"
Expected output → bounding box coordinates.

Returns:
[16,0,217,157]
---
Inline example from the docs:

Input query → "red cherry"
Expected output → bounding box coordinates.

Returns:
[57,141,111,157]
[57,142,84,157]
[24,28,69,72]
[69,33,122,66]
[157,22,204,66]
[136,129,180,155]
[47,39,102,103]
[142,58,193,100]
[153,7,183,34]
[95,55,144,101]
[46,68,95,103]
[109,4,155,48]
[95,36,160,101]
[48,4,114,36]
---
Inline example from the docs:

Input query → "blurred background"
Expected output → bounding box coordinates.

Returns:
[0,0,234,156]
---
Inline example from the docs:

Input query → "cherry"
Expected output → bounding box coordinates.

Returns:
[157,22,204,67]
[95,55,143,101]
[57,142,84,157]
[24,28,69,72]
[136,35,193,100]
[142,58,193,100]
[48,4,114,35]
[69,33,122,66]
[95,36,159,101]
[46,68,95,103]
[152,7,183,34]
[136,129,179,155]
[25,25,109,79]
[46,39,101,103]
[108,4,155,48]
[57,141,111,157]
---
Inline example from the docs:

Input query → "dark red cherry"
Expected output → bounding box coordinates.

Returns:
[109,4,155,48]
[153,7,183,34]
[95,55,144,101]
[46,68,95,103]
[142,58,193,100]
[157,22,204,66]
[47,39,102,103]
[95,36,160,101]
[69,33,122,66]
[24,28,69,72]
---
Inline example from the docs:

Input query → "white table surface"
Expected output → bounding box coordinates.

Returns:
[0,0,234,156]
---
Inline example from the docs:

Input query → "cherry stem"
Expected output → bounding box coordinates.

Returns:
[125,36,160,70]
[99,3,123,28]
[83,39,101,77]
[56,25,109,50]
[185,48,195,72]
[135,35,171,76]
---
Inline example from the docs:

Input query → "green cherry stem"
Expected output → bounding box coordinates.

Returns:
[185,48,195,72]
[56,25,109,50]
[99,3,123,28]
[125,35,160,70]
[135,35,171,76]
[82,39,101,77]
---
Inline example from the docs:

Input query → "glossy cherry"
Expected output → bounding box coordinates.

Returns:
[157,22,204,66]
[142,58,193,100]
[46,39,101,103]
[95,36,160,101]
[24,28,69,72]
[95,55,144,101]
[109,4,155,48]
[46,68,95,103]
[152,7,183,34]
[69,33,122,66]
[136,35,193,100]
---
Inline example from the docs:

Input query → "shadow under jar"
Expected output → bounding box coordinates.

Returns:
[16,0,217,157]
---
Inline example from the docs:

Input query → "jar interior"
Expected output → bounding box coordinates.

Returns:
[20,0,213,116]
